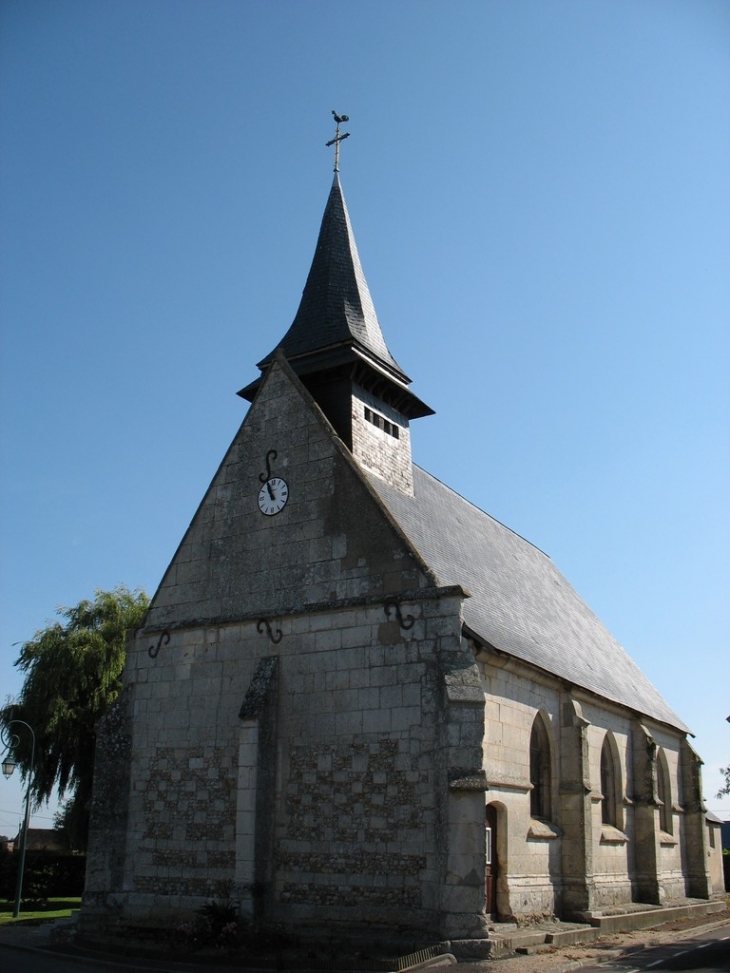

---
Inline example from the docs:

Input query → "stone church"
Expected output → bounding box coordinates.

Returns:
[83,160,714,944]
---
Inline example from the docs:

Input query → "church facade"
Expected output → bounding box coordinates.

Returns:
[83,170,713,943]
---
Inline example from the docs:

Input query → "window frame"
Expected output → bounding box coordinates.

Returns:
[600,732,621,829]
[656,748,673,835]
[529,713,552,820]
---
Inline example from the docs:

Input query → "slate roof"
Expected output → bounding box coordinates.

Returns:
[256,173,407,381]
[368,465,687,732]
[239,175,433,418]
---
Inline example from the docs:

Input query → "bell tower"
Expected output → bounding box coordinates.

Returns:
[239,115,433,494]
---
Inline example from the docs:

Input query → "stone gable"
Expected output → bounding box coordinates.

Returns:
[144,357,434,632]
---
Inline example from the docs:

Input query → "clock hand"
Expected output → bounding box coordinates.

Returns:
[267,481,275,500]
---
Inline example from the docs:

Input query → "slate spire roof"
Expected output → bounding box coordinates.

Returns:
[261,173,404,379]
[239,175,433,419]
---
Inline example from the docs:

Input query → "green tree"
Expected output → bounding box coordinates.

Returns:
[717,765,730,799]
[54,791,91,853]
[1,586,149,850]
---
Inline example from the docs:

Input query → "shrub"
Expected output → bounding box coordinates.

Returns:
[173,898,241,952]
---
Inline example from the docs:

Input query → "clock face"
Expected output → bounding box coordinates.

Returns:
[257,476,289,516]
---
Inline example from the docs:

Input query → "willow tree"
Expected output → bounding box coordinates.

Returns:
[1,586,149,850]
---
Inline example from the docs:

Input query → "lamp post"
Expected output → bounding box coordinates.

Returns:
[1,719,36,918]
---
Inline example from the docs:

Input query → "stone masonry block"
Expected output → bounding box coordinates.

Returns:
[391,707,422,732]
[371,665,398,688]
[348,667,371,690]
[379,685,403,709]
[335,710,364,735]
[315,628,343,652]
[325,669,350,691]
[335,646,365,670]
[363,709,392,734]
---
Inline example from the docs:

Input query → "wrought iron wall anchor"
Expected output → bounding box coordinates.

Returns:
[257,618,283,645]
[384,600,415,631]
[148,630,170,659]
[259,450,277,484]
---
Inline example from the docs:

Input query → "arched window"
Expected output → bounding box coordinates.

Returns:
[600,733,620,827]
[529,713,552,820]
[656,748,673,834]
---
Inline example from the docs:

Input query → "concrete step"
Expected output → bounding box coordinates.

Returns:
[515,944,553,955]
[586,899,725,934]
[494,923,593,950]
[488,928,552,958]
[545,926,599,947]
[507,930,554,947]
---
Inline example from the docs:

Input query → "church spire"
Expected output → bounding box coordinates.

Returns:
[239,116,432,490]
[239,176,431,418]
[248,172,411,387]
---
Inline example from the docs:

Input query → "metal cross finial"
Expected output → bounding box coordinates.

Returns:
[326,110,350,172]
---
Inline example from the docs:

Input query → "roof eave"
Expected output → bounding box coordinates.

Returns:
[239,345,434,419]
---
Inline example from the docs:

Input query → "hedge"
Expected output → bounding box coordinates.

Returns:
[0,850,86,902]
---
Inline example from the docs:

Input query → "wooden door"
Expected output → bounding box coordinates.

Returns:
[485,804,498,917]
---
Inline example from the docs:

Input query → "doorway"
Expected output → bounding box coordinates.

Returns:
[485,803,499,917]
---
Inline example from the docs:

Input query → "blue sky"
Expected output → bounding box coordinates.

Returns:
[1,0,728,833]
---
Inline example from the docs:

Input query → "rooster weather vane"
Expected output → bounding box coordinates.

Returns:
[326,110,350,172]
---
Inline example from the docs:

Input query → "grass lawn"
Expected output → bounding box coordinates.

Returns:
[0,897,81,925]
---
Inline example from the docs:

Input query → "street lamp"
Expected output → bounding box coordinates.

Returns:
[1,719,36,918]
[1,753,17,778]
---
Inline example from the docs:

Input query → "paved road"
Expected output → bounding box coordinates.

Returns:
[1,945,113,972]
[1,946,113,972]
[579,923,730,973]
[0,943,213,973]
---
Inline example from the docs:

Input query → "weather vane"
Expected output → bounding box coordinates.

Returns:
[326,110,350,173]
